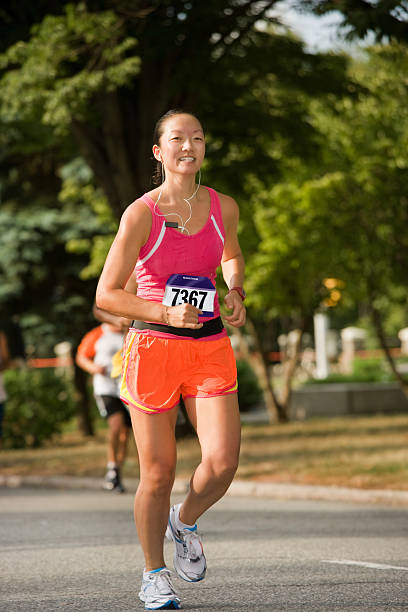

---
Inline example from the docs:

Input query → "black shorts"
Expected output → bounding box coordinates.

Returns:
[95,395,132,428]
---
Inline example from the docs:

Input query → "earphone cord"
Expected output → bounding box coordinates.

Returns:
[153,168,201,235]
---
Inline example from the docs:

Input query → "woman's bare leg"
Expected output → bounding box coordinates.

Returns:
[130,405,178,570]
[180,393,241,526]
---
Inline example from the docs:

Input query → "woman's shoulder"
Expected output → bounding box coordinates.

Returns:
[121,195,153,225]
[117,195,153,246]
[209,187,238,207]
[214,190,239,221]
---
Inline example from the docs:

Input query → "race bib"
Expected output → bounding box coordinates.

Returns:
[162,274,216,317]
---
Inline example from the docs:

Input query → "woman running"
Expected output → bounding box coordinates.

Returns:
[96,109,246,610]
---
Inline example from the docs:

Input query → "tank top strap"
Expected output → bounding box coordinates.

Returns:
[140,194,159,223]
[206,186,225,244]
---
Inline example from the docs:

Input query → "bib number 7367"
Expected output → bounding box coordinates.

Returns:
[169,287,208,309]
[162,274,216,317]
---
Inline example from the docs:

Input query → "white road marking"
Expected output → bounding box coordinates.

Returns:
[322,559,408,571]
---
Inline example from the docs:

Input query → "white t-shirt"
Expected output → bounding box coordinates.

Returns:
[77,325,125,397]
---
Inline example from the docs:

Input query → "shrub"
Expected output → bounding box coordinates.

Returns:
[351,357,391,382]
[237,359,263,412]
[2,368,77,449]
[303,356,402,385]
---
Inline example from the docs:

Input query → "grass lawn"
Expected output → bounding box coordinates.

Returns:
[1,413,408,490]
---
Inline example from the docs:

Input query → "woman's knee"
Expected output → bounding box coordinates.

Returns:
[204,453,239,482]
[139,462,176,495]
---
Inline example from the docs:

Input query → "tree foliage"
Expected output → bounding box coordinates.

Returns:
[0,1,349,219]
[309,44,408,299]
[241,41,408,415]
[0,155,113,354]
[0,1,350,333]
[295,0,408,43]
[311,44,408,391]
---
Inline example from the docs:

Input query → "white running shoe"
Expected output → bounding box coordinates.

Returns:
[165,504,207,582]
[139,567,181,610]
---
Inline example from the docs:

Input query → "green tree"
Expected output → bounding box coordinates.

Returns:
[0,155,113,434]
[310,44,408,394]
[296,0,408,43]
[240,41,408,422]
[234,170,349,422]
[0,1,348,219]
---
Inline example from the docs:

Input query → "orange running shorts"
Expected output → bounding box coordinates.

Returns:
[120,331,237,414]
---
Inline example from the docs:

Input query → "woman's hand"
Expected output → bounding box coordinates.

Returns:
[164,303,203,329]
[223,290,246,327]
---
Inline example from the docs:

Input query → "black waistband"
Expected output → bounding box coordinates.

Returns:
[130,316,224,339]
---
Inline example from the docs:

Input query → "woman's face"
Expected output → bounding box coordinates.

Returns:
[153,114,205,177]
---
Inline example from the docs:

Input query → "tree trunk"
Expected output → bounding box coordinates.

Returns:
[279,328,303,419]
[230,320,281,423]
[72,114,141,221]
[279,315,311,418]
[71,57,185,220]
[371,303,408,399]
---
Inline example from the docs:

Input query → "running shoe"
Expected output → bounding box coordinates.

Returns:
[139,567,181,610]
[103,466,125,493]
[165,503,207,582]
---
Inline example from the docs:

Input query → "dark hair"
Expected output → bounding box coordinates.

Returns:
[151,108,202,186]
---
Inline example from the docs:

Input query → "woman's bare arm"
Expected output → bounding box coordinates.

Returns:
[219,193,246,328]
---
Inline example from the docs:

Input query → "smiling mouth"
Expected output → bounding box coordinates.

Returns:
[179,157,195,162]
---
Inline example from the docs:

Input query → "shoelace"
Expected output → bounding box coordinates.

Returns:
[148,570,174,595]
[182,531,202,561]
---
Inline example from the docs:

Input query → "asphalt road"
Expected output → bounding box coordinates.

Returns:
[0,488,407,611]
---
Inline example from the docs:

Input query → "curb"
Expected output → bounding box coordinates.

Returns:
[228,480,408,507]
[1,474,408,507]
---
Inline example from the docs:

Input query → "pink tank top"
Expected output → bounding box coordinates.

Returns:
[135,186,225,324]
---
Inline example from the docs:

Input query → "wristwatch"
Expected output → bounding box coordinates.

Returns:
[229,286,246,301]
